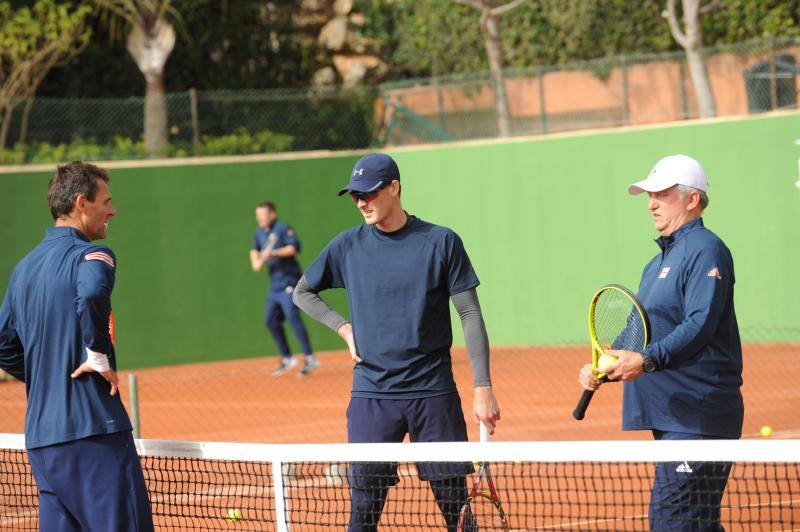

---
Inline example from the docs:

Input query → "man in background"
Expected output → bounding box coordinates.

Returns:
[250,201,318,376]
[0,161,153,531]
[578,154,743,531]
[293,153,501,531]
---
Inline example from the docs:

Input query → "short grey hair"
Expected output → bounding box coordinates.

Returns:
[677,184,709,209]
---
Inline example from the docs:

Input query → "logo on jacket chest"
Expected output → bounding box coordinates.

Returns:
[658,266,671,279]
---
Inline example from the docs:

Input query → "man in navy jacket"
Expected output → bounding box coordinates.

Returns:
[0,161,153,531]
[579,154,743,531]
[249,201,318,376]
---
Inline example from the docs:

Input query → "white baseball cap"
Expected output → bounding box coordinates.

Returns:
[628,154,709,195]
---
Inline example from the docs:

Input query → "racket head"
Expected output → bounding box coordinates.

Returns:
[457,463,510,531]
[588,284,650,376]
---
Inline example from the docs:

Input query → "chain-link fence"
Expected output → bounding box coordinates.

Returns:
[378,38,800,146]
[0,87,378,163]
[0,38,798,163]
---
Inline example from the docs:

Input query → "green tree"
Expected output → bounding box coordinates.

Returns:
[374,0,800,81]
[704,0,800,43]
[0,0,91,148]
[38,1,312,97]
[380,0,673,76]
[164,0,311,90]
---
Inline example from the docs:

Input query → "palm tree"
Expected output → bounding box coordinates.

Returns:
[94,0,179,157]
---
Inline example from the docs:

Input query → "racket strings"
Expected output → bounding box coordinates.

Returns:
[461,495,508,530]
[459,465,509,531]
[593,290,647,351]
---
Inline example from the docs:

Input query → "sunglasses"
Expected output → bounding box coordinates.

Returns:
[349,182,388,201]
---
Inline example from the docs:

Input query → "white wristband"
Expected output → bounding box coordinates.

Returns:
[85,347,111,373]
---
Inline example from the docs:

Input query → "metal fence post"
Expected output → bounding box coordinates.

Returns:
[189,88,201,156]
[678,59,689,120]
[537,65,548,135]
[129,373,140,439]
[621,56,629,125]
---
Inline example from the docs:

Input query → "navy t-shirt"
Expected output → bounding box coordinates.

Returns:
[252,219,303,292]
[623,219,744,438]
[0,227,132,449]
[304,215,479,399]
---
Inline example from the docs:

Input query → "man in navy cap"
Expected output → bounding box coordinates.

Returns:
[0,161,153,531]
[293,153,501,531]
[578,154,743,531]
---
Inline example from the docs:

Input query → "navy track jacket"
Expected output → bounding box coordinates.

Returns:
[623,219,744,438]
[0,227,131,449]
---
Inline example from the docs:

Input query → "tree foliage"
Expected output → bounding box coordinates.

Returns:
[703,0,800,44]
[366,0,800,78]
[28,0,800,98]
[0,0,91,147]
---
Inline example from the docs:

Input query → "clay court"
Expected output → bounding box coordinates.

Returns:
[2,341,799,530]
[3,343,798,443]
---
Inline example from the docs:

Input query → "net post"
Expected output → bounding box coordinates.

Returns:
[128,373,140,439]
[273,458,289,532]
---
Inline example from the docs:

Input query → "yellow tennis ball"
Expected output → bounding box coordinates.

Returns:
[597,353,618,371]
[226,508,242,521]
[760,425,773,438]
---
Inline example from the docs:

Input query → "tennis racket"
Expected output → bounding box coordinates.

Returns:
[108,310,115,346]
[457,422,510,531]
[259,233,278,260]
[572,283,650,421]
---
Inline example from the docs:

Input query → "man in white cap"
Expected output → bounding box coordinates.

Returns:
[578,154,743,531]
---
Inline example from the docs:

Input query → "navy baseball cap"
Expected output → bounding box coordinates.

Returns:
[338,153,400,196]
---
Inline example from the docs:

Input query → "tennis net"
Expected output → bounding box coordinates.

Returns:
[1,434,799,530]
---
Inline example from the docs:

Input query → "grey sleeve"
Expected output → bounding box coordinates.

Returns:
[451,288,491,388]
[293,275,349,333]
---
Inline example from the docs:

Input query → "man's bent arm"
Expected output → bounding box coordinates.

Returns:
[293,275,348,332]
[0,290,25,382]
[644,247,732,369]
[271,245,298,258]
[76,256,115,371]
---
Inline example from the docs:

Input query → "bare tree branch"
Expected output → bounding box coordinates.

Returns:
[699,0,721,15]
[490,0,528,17]
[662,0,689,49]
[453,0,483,10]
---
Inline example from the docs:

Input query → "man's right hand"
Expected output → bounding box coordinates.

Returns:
[337,323,362,364]
[71,361,119,396]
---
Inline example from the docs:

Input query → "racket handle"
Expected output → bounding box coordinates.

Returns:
[572,389,595,420]
[479,421,490,443]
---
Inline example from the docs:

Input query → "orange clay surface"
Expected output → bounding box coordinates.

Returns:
[1,343,798,530]
[1,343,798,442]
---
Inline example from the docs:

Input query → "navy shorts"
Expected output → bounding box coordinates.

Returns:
[346,393,473,488]
[27,431,153,532]
[649,430,733,532]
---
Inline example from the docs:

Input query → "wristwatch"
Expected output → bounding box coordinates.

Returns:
[642,354,658,373]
